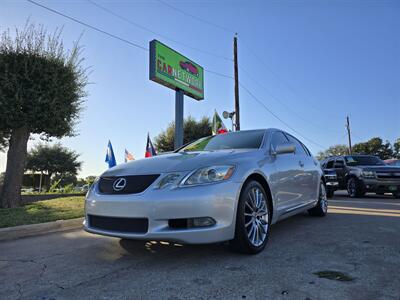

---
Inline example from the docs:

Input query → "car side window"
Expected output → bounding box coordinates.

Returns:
[326,159,334,168]
[286,134,308,156]
[300,142,312,156]
[334,159,345,168]
[270,131,289,151]
[320,159,327,168]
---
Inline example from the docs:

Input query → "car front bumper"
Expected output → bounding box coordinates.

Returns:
[84,181,241,244]
[362,179,400,193]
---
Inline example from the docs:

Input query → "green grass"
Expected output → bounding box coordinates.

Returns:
[0,196,85,228]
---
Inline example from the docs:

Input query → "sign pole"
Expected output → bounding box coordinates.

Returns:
[234,34,240,131]
[175,89,184,150]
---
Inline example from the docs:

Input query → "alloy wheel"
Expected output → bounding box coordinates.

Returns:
[347,179,356,197]
[244,187,269,247]
[320,183,328,213]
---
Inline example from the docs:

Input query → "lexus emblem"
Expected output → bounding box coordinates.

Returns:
[113,178,127,191]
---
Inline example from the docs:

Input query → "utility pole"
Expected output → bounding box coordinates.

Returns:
[233,34,240,131]
[346,116,352,154]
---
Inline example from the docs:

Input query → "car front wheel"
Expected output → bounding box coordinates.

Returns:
[230,180,270,254]
[308,181,328,217]
[347,177,365,198]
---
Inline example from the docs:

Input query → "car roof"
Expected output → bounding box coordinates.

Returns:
[326,154,380,159]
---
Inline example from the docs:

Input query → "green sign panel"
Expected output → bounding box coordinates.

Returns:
[149,40,204,100]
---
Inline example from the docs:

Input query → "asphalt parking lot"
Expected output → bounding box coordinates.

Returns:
[1,191,399,300]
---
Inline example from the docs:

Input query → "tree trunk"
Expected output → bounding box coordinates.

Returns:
[0,127,30,208]
[47,172,53,191]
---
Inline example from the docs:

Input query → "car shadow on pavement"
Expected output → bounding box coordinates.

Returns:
[118,238,235,257]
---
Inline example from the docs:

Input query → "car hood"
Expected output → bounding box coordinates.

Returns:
[102,149,260,176]
[352,165,400,172]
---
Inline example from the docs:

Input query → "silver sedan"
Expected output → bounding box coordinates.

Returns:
[84,129,327,254]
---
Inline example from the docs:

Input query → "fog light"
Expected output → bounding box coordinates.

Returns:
[188,217,216,228]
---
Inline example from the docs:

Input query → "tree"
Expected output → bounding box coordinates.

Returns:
[26,143,82,190]
[353,137,393,160]
[154,116,212,152]
[316,144,349,160]
[393,138,400,159]
[85,176,97,186]
[0,22,88,208]
[52,173,78,187]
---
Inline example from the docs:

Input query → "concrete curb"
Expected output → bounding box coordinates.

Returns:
[0,217,84,242]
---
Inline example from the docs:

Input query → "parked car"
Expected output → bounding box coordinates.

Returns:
[320,164,338,198]
[321,155,400,198]
[385,159,400,166]
[84,129,327,254]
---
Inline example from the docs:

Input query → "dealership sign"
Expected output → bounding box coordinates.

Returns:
[149,40,204,100]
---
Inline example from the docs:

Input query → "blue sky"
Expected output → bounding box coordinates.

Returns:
[1,0,399,177]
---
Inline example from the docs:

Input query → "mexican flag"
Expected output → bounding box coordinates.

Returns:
[212,110,228,135]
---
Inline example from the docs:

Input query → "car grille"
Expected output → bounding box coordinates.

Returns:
[376,172,400,181]
[88,215,148,234]
[98,175,160,194]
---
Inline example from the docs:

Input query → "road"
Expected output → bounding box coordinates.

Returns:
[1,191,399,300]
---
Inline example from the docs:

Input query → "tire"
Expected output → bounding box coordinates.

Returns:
[393,192,400,199]
[326,187,334,199]
[308,181,328,217]
[230,180,271,254]
[347,177,365,198]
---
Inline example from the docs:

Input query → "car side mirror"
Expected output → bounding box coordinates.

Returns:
[273,143,296,155]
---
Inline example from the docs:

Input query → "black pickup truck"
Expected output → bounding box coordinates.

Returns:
[321,155,400,198]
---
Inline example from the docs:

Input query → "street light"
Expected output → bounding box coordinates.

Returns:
[223,111,236,131]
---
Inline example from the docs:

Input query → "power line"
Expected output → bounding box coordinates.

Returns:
[204,69,234,79]
[152,1,344,122]
[239,64,341,134]
[155,0,235,34]
[27,0,234,80]
[239,83,326,150]
[29,0,325,149]
[27,0,149,52]
[240,41,343,119]
[86,0,232,62]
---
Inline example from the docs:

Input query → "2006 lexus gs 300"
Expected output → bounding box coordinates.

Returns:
[84,129,327,254]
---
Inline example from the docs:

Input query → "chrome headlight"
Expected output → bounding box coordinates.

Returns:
[155,173,181,189]
[181,165,235,186]
[362,171,375,179]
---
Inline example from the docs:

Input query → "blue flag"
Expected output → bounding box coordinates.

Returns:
[105,140,117,168]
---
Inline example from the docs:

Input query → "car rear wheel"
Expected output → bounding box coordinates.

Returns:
[308,181,328,217]
[230,180,270,254]
[347,177,365,198]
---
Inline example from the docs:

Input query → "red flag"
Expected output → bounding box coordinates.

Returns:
[145,133,157,157]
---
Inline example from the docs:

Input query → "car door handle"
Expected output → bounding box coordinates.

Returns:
[299,161,304,168]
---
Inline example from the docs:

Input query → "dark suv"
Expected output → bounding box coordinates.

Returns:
[321,155,400,198]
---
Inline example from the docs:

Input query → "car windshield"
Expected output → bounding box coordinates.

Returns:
[344,155,385,166]
[178,130,265,152]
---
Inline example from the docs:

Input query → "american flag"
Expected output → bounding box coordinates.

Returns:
[124,149,134,162]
